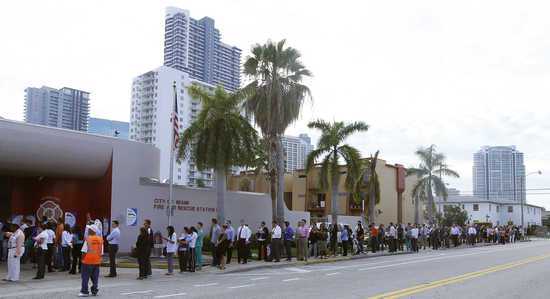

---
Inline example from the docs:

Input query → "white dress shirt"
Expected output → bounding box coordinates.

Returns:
[410,228,419,239]
[389,226,397,238]
[468,227,477,235]
[272,225,282,239]
[188,232,198,248]
[45,229,55,244]
[237,225,252,242]
[35,230,49,250]
[166,232,178,253]
[451,227,460,236]
[61,231,73,247]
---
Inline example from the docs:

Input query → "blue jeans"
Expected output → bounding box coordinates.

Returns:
[81,264,99,295]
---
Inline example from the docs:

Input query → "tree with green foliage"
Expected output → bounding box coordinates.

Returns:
[439,205,468,227]
[407,145,459,224]
[178,85,259,222]
[242,39,312,223]
[352,151,381,224]
[306,120,369,224]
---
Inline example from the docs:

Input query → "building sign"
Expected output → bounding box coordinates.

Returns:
[65,212,76,228]
[153,198,216,213]
[126,208,138,226]
[36,197,63,222]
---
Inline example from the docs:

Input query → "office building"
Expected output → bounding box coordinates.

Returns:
[163,7,241,92]
[281,134,314,173]
[130,66,213,187]
[24,86,90,131]
[88,117,129,139]
[473,146,525,202]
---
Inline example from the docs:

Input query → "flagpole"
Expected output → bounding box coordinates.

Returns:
[168,81,177,227]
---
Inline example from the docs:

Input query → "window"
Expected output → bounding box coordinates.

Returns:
[508,206,513,213]
[496,206,500,212]
[473,204,479,211]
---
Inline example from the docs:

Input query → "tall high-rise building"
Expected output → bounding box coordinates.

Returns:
[473,146,525,202]
[24,86,90,131]
[88,117,129,139]
[281,134,314,173]
[130,66,213,187]
[163,7,241,92]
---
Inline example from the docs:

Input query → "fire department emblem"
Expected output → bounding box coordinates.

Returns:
[36,197,63,222]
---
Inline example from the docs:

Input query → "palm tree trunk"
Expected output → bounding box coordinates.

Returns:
[216,166,226,223]
[368,188,376,224]
[414,195,419,224]
[427,180,434,224]
[270,170,277,221]
[275,138,285,224]
[331,173,339,224]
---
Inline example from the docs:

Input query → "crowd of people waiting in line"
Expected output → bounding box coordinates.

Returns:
[1,215,528,296]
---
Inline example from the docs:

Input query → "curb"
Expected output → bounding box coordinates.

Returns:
[221,251,414,274]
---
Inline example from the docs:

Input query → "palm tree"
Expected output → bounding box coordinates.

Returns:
[178,85,259,222]
[410,178,428,224]
[352,151,381,224]
[248,138,277,216]
[306,120,369,224]
[407,145,459,224]
[242,39,312,223]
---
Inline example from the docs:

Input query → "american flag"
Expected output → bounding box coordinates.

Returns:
[171,83,179,150]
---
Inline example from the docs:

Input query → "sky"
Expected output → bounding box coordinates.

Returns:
[1,0,550,208]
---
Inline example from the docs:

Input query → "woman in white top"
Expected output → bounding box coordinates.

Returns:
[187,227,198,272]
[162,226,177,275]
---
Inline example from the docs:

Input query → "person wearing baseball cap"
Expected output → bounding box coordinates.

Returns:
[78,225,103,297]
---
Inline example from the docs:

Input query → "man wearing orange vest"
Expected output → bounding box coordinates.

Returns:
[79,224,103,297]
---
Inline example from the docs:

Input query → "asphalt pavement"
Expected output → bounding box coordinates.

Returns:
[2,240,550,298]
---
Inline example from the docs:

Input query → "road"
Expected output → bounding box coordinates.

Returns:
[2,240,550,298]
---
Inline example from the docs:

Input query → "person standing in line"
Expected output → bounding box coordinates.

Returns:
[388,223,397,253]
[296,220,308,261]
[78,225,103,297]
[271,221,282,262]
[143,220,153,277]
[341,225,350,256]
[105,220,120,277]
[354,222,365,254]
[135,227,149,280]
[468,225,477,246]
[450,224,460,247]
[44,222,56,273]
[60,224,73,271]
[209,219,221,267]
[309,224,319,258]
[187,227,198,272]
[225,220,234,265]
[369,223,378,253]
[410,224,419,252]
[55,217,65,270]
[283,221,294,261]
[378,224,386,251]
[256,222,269,261]
[33,223,48,279]
[318,223,329,259]
[178,226,189,273]
[217,224,230,270]
[70,225,84,275]
[195,222,204,270]
[163,226,177,275]
[236,220,252,264]
[3,222,26,282]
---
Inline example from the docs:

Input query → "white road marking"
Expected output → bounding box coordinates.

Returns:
[251,277,269,281]
[326,272,341,276]
[282,278,301,282]
[154,293,187,298]
[121,290,154,295]
[286,267,311,273]
[229,284,255,289]
[193,283,219,287]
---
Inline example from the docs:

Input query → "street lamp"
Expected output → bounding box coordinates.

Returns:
[521,170,542,231]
